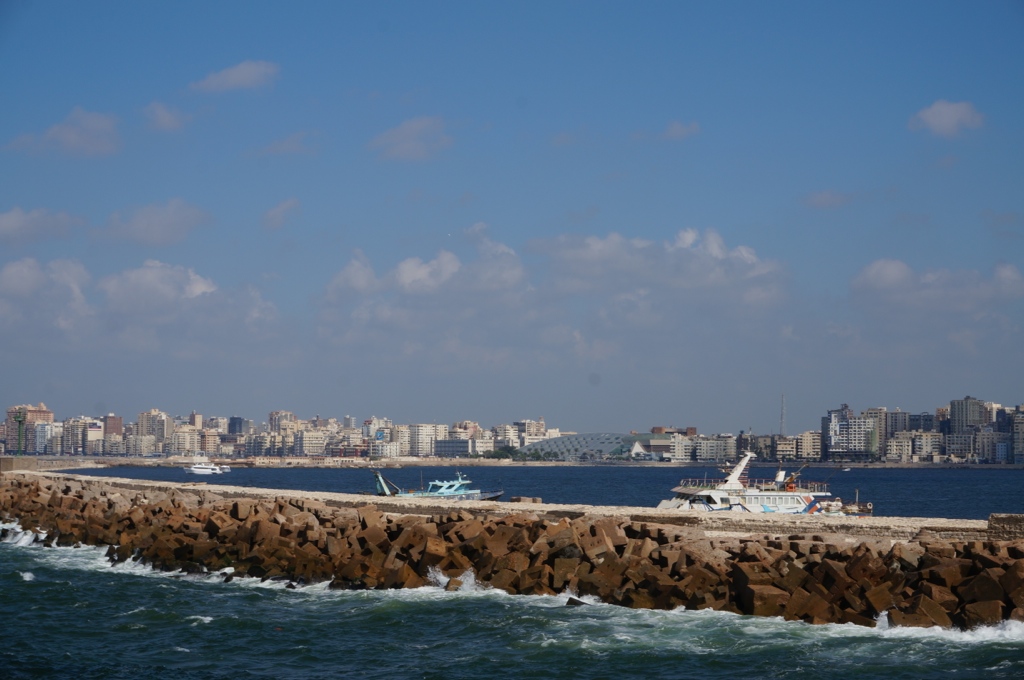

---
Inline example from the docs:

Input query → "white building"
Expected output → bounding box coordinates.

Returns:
[137,409,173,443]
[126,434,157,456]
[168,427,202,456]
[34,421,63,455]
[409,424,447,456]
[294,429,328,456]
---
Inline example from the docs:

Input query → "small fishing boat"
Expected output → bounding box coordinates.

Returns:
[372,470,502,501]
[657,452,871,515]
[184,463,230,475]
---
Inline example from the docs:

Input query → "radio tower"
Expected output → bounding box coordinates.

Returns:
[779,394,786,438]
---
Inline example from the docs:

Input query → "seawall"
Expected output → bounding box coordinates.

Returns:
[3,470,1024,630]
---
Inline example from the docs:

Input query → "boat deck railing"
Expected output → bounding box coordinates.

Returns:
[673,478,831,494]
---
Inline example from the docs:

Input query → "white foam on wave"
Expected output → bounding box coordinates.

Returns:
[876,616,1024,644]
[187,615,213,625]
[522,598,1024,659]
[119,607,149,617]
[4,531,1021,651]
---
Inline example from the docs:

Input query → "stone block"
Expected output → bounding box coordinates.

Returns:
[999,560,1024,594]
[960,600,1005,629]
[864,582,894,614]
[553,557,580,590]
[357,506,383,530]
[488,569,518,593]
[887,609,934,628]
[957,569,1005,604]
[740,584,790,618]
[839,608,877,628]
[889,542,925,570]
[908,594,953,628]
[732,561,775,590]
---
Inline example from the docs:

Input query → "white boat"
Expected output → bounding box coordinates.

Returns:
[184,463,230,475]
[657,452,871,515]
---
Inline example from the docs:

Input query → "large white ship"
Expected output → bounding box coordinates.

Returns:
[657,452,872,515]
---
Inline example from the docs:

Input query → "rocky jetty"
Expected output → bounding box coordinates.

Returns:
[3,473,1024,630]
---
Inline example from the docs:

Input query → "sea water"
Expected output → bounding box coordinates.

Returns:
[64,464,1024,519]
[3,526,1024,679]
[4,466,1024,677]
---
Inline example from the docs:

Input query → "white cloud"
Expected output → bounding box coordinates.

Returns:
[318,226,784,376]
[368,117,452,160]
[0,258,94,332]
[661,120,700,141]
[91,261,280,355]
[263,198,300,230]
[144,102,189,131]
[0,258,47,297]
[0,207,79,243]
[191,60,280,92]
[7,107,120,155]
[327,251,379,297]
[852,258,1023,314]
[98,260,216,309]
[804,190,853,209]
[394,251,461,293]
[545,228,782,299]
[909,100,984,138]
[852,259,914,289]
[843,259,1024,360]
[101,198,206,246]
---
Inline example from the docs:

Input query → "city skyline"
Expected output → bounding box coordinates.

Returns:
[1,3,1022,435]
[4,391,1014,439]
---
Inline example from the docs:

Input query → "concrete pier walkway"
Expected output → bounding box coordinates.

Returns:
[22,469,1008,543]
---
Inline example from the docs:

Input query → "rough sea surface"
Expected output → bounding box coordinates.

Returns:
[3,466,1024,677]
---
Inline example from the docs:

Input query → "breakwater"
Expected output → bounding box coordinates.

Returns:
[3,471,1024,631]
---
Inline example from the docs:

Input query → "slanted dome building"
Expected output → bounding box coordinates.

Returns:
[518,432,630,462]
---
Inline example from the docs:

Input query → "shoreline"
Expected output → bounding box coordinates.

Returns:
[12,456,1024,472]
[3,469,1023,631]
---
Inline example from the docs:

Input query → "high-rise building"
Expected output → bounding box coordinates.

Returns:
[34,421,63,455]
[409,424,446,456]
[908,412,936,432]
[887,409,910,437]
[268,411,297,433]
[950,396,987,435]
[102,414,123,438]
[796,430,821,460]
[862,407,887,454]
[362,416,393,439]
[62,416,100,455]
[168,427,202,456]
[1013,412,1024,464]
[294,430,328,456]
[205,417,228,433]
[821,404,876,461]
[5,403,54,454]
[137,408,173,443]
[228,416,253,435]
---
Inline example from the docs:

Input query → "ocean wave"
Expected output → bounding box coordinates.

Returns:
[3,535,1024,651]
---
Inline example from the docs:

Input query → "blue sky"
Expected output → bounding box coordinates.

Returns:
[1,2,1022,434]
